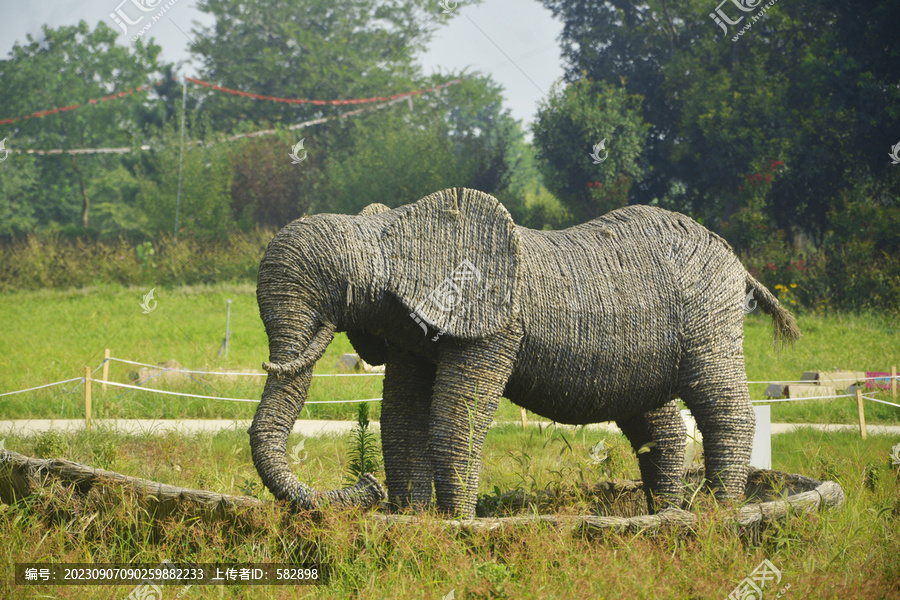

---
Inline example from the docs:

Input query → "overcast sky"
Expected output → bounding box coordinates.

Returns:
[0,0,565,131]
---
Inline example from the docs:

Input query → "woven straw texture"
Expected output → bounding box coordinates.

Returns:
[251,188,801,517]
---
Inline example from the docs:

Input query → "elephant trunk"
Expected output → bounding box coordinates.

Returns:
[248,321,386,510]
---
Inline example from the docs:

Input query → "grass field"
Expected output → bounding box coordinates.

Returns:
[1,284,898,424]
[1,425,899,598]
[2,285,900,598]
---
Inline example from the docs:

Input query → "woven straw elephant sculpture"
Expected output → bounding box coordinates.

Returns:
[249,188,800,517]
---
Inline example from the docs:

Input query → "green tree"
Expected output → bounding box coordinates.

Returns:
[325,75,531,218]
[190,0,470,135]
[532,79,648,220]
[538,0,900,243]
[230,131,325,229]
[0,21,168,231]
[0,154,38,237]
[136,119,236,240]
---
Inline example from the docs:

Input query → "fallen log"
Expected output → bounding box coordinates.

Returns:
[0,449,263,521]
[0,450,844,535]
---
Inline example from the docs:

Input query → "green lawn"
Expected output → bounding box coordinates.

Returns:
[1,285,898,423]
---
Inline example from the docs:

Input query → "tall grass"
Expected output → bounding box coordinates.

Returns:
[1,426,898,599]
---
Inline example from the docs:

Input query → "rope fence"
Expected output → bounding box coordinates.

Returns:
[106,357,383,377]
[0,377,85,398]
[750,394,856,404]
[1,352,897,436]
[99,379,381,405]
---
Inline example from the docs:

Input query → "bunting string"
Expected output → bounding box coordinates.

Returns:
[0,77,464,126]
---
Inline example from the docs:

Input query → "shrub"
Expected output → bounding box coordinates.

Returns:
[0,229,273,291]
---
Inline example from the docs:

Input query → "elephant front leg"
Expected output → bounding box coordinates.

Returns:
[429,330,521,517]
[617,400,687,513]
[382,354,436,511]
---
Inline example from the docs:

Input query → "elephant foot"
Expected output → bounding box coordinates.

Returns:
[646,490,684,515]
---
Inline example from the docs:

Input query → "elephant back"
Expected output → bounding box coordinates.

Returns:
[510,205,744,421]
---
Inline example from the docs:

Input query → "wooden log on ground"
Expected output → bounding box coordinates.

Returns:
[0,450,844,535]
[0,449,263,520]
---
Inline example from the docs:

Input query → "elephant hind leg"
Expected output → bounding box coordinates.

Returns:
[616,400,687,513]
[679,367,754,501]
[382,353,436,512]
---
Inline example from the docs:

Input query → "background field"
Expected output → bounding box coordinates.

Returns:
[1,284,898,424]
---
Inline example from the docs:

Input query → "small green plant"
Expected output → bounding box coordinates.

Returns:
[344,402,380,485]
[473,560,514,596]
[33,430,66,459]
[91,437,118,469]
[240,478,259,497]
[135,241,156,270]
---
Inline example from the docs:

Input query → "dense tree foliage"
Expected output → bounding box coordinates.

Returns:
[533,80,648,220]
[537,0,900,240]
[0,21,165,233]
[1,1,897,310]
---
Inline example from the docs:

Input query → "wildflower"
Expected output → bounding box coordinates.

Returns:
[764,174,772,184]
[790,283,797,288]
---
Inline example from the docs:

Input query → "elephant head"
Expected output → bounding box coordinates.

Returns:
[248,212,388,510]
[248,189,522,512]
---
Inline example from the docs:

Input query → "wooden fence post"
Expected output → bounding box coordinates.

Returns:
[520,407,528,430]
[84,366,92,432]
[101,348,110,391]
[855,388,867,440]
[892,365,897,400]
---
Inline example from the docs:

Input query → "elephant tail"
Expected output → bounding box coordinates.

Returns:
[746,274,802,349]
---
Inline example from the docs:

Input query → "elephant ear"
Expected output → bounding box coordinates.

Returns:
[383,188,521,339]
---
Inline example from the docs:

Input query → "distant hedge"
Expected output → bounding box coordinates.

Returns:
[0,229,273,291]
